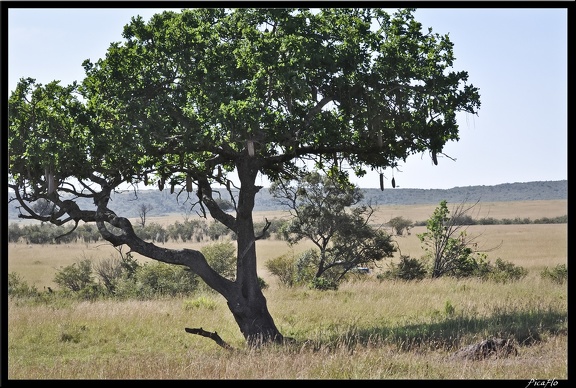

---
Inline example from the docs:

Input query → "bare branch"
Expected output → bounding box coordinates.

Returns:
[255,217,272,241]
[184,327,235,351]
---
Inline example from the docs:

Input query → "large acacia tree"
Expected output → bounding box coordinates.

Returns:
[8,8,480,347]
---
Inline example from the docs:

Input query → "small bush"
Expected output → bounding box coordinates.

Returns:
[309,276,338,291]
[295,249,321,286]
[53,258,97,292]
[183,296,218,310]
[265,254,297,287]
[444,300,455,316]
[201,241,236,280]
[7,272,39,298]
[480,258,528,283]
[258,276,269,290]
[127,262,198,299]
[540,264,567,284]
[379,255,427,281]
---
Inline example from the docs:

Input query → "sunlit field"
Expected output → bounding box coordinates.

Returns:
[7,200,568,379]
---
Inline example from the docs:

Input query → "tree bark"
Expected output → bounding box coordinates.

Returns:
[226,156,284,346]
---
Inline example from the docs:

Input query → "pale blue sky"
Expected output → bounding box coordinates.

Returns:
[7,7,568,189]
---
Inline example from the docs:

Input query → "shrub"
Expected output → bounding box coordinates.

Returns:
[540,264,567,284]
[258,276,269,290]
[7,272,39,298]
[207,221,230,241]
[201,241,236,280]
[127,262,198,299]
[380,255,427,281]
[309,276,338,291]
[94,255,124,294]
[53,258,97,292]
[295,249,321,286]
[265,254,297,287]
[7,223,24,243]
[485,258,528,283]
[183,296,218,310]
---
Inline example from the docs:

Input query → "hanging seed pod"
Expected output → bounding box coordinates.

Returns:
[186,174,192,192]
[217,165,222,179]
[377,132,383,148]
[392,177,396,188]
[144,174,149,186]
[432,150,438,165]
[379,173,384,191]
[158,178,165,192]
[247,140,255,157]
[45,167,55,194]
[170,182,175,194]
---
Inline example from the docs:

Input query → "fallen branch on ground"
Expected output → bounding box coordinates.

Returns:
[185,327,235,350]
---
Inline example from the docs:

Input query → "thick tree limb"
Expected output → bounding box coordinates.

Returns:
[185,327,235,350]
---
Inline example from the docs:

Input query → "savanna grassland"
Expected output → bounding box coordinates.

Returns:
[7,200,568,380]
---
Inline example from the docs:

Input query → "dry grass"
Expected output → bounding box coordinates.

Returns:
[8,277,567,379]
[7,200,568,379]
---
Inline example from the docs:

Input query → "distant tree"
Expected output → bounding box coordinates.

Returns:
[270,171,395,286]
[138,203,154,228]
[214,198,234,212]
[387,216,413,236]
[8,8,480,347]
[31,198,56,217]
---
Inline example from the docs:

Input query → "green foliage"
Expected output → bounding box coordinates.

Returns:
[380,255,427,281]
[309,276,339,291]
[93,251,139,294]
[8,7,481,237]
[53,259,97,292]
[51,252,198,300]
[7,223,24,243]
[206,221,231,241]
[418,200,479,278]
[271,172,395,285]
[444,300,455,316]
[481,258,528,283]
[7,272,39,298]
[8,7,483,345]
[183,296,218,310]
[258,277,269,290]
[125,262,198,299]
[387,216,413,236]
[540,264,567,284]
[265,254,297,287]
[7,211,568,245]
[201,241,236,280]
[295,249,322,285]
[416,200,529,283]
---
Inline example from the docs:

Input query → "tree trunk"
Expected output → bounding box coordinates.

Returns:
[225,284,283,346]
[95,157,285,347]
[226,156,284,346]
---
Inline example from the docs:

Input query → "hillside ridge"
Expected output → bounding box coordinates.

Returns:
[7,180,567,220]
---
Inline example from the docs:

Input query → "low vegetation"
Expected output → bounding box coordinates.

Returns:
[7,200,567,379]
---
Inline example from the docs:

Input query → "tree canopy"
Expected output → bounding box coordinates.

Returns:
[8,8,480,347]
